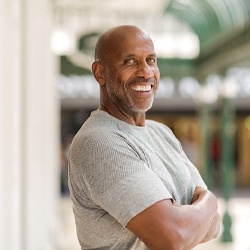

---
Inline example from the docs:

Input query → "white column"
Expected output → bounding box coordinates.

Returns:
[0,1,23,249]
[0,0,60,249]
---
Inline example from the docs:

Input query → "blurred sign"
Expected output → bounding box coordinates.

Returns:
[58,73,250,100]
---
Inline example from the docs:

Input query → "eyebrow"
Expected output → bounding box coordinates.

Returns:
[124,53,157,57]
[149,53,157,57]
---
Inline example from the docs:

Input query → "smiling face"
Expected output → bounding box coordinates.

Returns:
[92,25,160,125]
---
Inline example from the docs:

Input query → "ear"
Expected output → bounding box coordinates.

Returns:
[92,61,105,85]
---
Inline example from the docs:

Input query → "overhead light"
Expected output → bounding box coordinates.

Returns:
[175,0,193,4]
[177,33,199,58]
[152,32,199,59]
[51,28,76,55]
[220,77,239,99]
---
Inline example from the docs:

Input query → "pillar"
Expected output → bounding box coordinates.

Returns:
[200,103,213,188]
[239,117,250,186]
[0,0,60,249]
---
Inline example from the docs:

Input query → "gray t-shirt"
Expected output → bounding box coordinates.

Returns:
[68,110,206,249]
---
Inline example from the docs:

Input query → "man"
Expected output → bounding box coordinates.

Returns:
[68,25,220,250]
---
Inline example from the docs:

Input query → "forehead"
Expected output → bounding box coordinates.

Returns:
[108,30,155,58]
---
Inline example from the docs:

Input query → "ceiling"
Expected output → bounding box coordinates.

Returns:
[165,0,250,51]
[52,0,193,61]
[52,0,250,78]
[53,0,170,33]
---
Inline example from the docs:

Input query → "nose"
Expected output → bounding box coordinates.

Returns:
[135,62,154,79]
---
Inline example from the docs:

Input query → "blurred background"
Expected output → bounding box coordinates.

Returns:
[1,0,250,249]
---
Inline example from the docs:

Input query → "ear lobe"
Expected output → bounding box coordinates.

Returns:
[92,61,105,85]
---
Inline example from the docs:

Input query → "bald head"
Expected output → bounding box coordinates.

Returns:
[94,25,153,61]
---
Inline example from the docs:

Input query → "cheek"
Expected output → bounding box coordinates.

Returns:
[106,74,125,94]
[154,67,160,79]
[116,73,130,88]
[154,70,160,87]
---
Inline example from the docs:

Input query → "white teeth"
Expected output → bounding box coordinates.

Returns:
[132,85,151,92]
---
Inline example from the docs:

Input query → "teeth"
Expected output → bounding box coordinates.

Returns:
[132,85,151,92]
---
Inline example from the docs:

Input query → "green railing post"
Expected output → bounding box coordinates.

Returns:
[220,96,235,242]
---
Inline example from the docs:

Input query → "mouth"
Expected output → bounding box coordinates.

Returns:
[131,84,153,92]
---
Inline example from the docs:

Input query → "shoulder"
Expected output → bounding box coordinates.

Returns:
[71,110,122,147]
[70,123,123,156]
[69,116,139,166]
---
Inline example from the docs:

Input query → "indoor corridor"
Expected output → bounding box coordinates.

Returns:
[2,1,250,249]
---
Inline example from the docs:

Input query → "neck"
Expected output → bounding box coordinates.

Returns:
[99,104,146,126]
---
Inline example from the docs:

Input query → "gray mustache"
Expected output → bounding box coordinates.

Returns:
[129,77,156,85]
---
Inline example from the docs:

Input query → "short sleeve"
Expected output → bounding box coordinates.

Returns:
[93,166,172,227]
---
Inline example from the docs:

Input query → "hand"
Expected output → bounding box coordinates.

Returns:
[192,186,221,243]
[191,186,207,203]
[200,211,221,243]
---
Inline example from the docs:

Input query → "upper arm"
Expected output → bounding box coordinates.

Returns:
[127,199,185,250]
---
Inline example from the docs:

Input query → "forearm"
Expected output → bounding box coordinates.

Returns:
[126,188,220,250]
[172,204,216,248]
[171,188,219,249]
[192,187,220,243]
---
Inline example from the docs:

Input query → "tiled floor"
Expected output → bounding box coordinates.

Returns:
[59,189,250,250]
[58,196,79,250]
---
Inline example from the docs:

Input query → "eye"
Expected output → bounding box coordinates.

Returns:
[147,58,156,64]
[124,58,136,65]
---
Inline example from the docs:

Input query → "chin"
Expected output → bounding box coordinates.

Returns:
[132,106,152,115]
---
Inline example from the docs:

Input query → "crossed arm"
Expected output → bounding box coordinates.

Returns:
[126,186,220,250]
